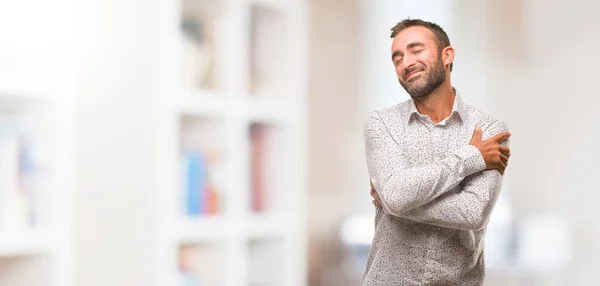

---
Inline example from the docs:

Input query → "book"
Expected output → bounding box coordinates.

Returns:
[183,151,207,216]
[181,149,220,217]
[181,3,216,90]
[250,124,267,212]
[0,131,33,232]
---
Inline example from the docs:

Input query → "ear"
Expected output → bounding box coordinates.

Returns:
[442,46,455,70]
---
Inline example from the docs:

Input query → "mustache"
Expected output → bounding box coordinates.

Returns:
[403,66,425,80]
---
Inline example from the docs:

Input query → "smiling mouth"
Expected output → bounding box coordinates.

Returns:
[405,70,423,80]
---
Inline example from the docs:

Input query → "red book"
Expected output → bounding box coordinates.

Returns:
[250,124,267,212]
[206,184,219,215]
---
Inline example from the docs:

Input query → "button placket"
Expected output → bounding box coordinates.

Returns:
[431,125,443,160]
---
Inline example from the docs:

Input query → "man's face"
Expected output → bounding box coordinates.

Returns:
[391,26,447,99]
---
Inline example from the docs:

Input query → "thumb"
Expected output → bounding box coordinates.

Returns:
[470,127,482,142]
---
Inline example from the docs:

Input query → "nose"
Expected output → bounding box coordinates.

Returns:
[403,53,417,69]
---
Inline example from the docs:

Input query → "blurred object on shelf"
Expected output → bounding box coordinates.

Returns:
[179,116,225,218]
[181,149,220,217]
[249,123,286,213]
[181,0,217,90]
[178,244,201,286]
[0,113,46,233]
[249,5,288,97]
[178,243,224,286]
[249,123,267,212]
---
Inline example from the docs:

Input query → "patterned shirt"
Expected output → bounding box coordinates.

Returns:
[362,91,509,285]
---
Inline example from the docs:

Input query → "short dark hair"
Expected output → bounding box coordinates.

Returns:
[390,18,453,72]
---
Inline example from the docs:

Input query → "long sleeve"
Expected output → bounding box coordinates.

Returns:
[364,111,486,217]
[394,120,509,230]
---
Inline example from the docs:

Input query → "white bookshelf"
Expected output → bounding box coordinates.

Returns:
[177,216,228,244]
[0,0,75,285]
[0,231,57,257]
[158,0,308,285]
[0,68,74,286]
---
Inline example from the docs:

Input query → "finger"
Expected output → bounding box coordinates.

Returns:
[496,165,505,175]
[373,191,380,201]
[497,161,506,175]
[372,191,382,206]
[491,131,511,143]
[499,145,510,155]
[471,127,482,142]
[373,199,381,208]
[500,154,509,168]
[500,153,509,164]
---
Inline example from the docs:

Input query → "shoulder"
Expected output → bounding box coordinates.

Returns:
[462,103,509,138]
[364,99,412,129]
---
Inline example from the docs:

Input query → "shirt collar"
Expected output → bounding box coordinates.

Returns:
[406,88,466,124]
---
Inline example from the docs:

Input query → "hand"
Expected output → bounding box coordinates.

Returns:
[469,127,511,175]
[370,180,382,208]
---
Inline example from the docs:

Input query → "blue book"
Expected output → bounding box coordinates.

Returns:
[185,151,207,216]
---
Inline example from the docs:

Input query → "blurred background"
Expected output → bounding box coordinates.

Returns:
[0,0,598,285]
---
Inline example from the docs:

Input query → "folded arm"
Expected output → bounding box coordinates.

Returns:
[364,112,486,216]
[396,120,509,230]
[366,114,509,230]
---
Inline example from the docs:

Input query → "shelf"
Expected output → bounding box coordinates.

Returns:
[177,89,230,118]
[0,230,57,257]
[0,93,56,111]
[177,93,298,123]
[247,98,297,124]
[247,0,291,13]
[0,59,65,103]
[177,216,228,244]
[246,213,290,239]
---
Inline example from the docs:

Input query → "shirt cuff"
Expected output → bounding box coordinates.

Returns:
[455,145,486,176]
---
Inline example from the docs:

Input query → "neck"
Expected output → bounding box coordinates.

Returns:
[413,82,455,124]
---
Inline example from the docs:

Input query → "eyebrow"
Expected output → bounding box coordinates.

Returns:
[406,42,425,50]
[392,42,426,60]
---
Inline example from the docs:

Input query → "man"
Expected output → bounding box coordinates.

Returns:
[362,18,511,285]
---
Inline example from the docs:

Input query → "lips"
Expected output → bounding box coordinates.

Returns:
[405,69,424,80]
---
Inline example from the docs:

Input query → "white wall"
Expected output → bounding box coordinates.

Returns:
[307,1,362,284]
[74,0,164,285]
[484,0,600,283]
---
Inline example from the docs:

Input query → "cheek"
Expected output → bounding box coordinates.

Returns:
[395,66,404,78]
[418,53,435,68]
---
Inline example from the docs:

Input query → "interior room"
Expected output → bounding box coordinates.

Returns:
[0,0,598,285]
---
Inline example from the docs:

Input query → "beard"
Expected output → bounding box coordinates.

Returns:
[399,55,446,99]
